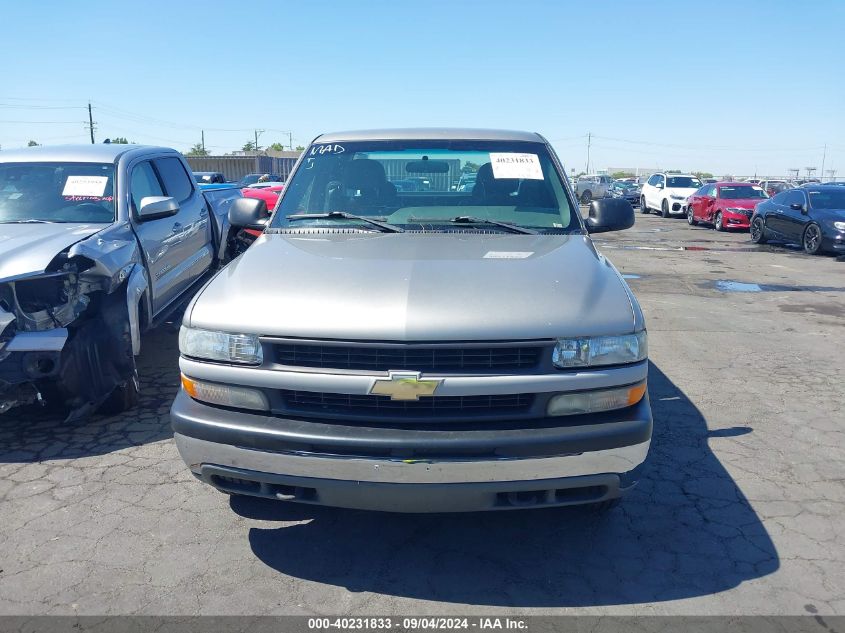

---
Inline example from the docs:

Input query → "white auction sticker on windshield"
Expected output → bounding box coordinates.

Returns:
[489,153,544,180]
[62,176,108,197]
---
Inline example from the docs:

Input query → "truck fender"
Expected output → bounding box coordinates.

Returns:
[126,264,150,356]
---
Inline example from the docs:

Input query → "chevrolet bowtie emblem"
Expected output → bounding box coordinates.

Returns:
[369,371,442,401]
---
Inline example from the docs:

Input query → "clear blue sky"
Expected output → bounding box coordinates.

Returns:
[1,0,843,178]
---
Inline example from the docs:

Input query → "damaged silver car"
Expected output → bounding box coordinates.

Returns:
[0,145,243,420]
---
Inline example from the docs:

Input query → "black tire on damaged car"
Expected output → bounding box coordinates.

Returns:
[714,211,724,232]
[96,292,141,416]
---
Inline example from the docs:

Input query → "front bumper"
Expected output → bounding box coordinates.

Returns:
[0,329,67,412]
[171,388,653,512]
[723,210,752,229]
[669,199,688,213]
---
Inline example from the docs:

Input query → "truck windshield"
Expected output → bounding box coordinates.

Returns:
[272,140,578,232]
[0,162,116,223]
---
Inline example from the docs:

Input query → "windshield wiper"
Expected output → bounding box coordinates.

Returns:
[411,216,538,235]
[285,211,403,233]
[0,219,57,224]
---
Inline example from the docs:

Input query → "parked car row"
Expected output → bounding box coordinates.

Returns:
[636,170,845,256]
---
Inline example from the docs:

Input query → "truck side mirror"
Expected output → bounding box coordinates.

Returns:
[228,197,269,229]
[584,198,635,233]
[138,196,179,221]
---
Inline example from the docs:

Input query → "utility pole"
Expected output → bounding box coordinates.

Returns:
[805,167,816,180]
[87,102,95,144]
[585,132,591,174]
[820,144,826,182]
[254,129,264,153]
[201,130,205,154]
[288,131,293,151]
[826,169,836,183]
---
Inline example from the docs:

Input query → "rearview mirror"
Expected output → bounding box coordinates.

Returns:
[584,198,635,233]
[228,197,269,229]
[138,196,179,221]
[406,160,450,174]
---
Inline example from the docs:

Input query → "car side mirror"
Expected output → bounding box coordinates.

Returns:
[789,203,805,212]
[138,196,179,221]
[655,183,664,189]
[585,198,635,233]
[228,197,269,229]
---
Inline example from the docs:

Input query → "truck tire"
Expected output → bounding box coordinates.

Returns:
[97,316,140,415]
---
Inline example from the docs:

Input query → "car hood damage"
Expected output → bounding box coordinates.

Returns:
[1,222,142,419]
[187,232,637,341]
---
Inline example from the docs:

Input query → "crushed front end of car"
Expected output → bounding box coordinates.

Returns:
[0,235,140,420]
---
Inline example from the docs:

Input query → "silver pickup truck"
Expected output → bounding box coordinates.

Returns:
[172,128,650,513]
[575,174,614,204]
[0,144,242,419]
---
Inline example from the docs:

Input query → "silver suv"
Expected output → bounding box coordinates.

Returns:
[171,128,651,513]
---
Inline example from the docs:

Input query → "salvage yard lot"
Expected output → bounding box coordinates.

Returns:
[1,213,843,616]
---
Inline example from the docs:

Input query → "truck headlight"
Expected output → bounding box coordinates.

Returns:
[548,381,647,416]
[552,331,647,368]
[834,221,845,231]
[181,374,269,410]
[179,326,263,365]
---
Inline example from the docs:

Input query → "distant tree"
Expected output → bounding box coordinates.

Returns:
[666,169,682,174]
[242,140,257,152]
[462,161,481,173]
[295,145,305,151]
[186,143,209,156]
[27,140,38,147]
[575,171,586,178]
[611,171,634,179]
[268,142,285,151]
[109,137,131,144]
[692,171,713,179]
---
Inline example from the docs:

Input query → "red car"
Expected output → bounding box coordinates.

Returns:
[686,182,768,231]
[241,184,284,237]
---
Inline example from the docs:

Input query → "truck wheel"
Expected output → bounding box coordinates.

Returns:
[580,190,592,205]
[661,200,670,218]
[750,217,767,243]
[640,196,649,213]
[98,317,140,415]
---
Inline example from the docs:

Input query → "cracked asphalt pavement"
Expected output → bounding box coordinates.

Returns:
[1,212,843,615]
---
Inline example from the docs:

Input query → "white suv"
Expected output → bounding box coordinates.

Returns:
[640,173,703,217]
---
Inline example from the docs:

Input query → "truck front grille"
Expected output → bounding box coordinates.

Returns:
[280,390,534,419]
[273,341,543,372]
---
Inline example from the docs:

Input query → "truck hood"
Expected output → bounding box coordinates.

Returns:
[0,223,106,281]
[189,232,636,341]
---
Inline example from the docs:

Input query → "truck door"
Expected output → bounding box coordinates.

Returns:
[130,158,214,316]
